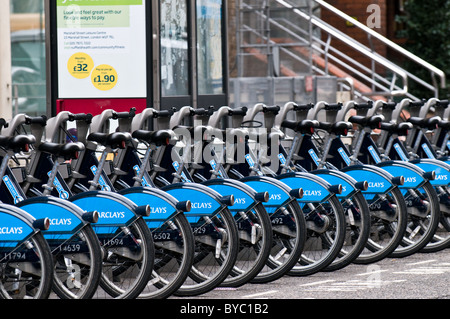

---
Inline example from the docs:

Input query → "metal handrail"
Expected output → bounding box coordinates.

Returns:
[272,0,408,96]
[314,0,446,90]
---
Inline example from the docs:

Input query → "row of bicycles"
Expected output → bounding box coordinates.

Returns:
[0,96,449,299]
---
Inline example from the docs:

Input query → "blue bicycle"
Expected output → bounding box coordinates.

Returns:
[0,133,53,299]
[5,113,154,299]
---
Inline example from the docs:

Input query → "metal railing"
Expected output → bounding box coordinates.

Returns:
[236,0,447,100]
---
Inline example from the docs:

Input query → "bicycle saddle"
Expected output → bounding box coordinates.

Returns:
[380,122,412,136]
[319,121,352,136]
[407,116,440,130]
[88,132,131,149]
[348,114,384,129]
[39,141,85,160]
[132,130,171,146]
[0,134,35,153]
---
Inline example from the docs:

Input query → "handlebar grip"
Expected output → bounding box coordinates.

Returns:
[154,109,174,118]
[69,113,93,123]
[409,100,425,108]
[436,100,449,108]
[382,102,397,109]
[113,108,136,119]
[354,101,373,109]
[25,115,47,126]
[228,106,248,116]
[190,108,207,116]
[293,103,314,111]
[263,105,280,114]
[0,118,7,128]
[324,102,343,111]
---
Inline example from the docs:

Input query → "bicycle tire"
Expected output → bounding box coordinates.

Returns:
[251,200,306,283]
[390,181,440,257]
[221,202,273,287]
[324,191,371,271]
[138,213,195,299]
[288,194,346,276]
[355,186,408,264]
[97,217,155,299]
[175,207,239,296]
[0,231,53,299]
[421,187,450,252]
[51,224,103,299]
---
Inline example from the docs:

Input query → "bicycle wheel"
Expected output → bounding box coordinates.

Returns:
[97,217,155,299]
[421,186,450,252]
[288,194,346,276]
[0,232,53,299]
[175,207,239,296]
[51,224,103,299]
[138,213,195,299]
[390,181,440,257]
[324,191,371,271]
[251,200,306,283]
[355,186,407,264]
[221,202,273,287]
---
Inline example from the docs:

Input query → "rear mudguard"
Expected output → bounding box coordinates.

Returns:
[202,178,266,215]
[0,204,39,242]
[69,191,143,234]
[341,164,398,195]
[162,182,232,224]
[409,158,450,187]
[276,172,338,203]
[17,196,88,234]
[311,169,364,199]
[376,160,430,189]
[119,187,182,229]
[240,175,298,208]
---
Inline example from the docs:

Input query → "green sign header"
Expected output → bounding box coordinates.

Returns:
[57,0,143,6]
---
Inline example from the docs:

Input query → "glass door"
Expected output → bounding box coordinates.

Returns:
[160,0,191,109]
[196,0,227,108]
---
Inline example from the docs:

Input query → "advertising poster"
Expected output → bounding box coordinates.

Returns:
[56,0,147,98]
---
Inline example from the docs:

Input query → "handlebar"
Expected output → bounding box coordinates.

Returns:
[324,102,343,111]
[153,109,174,118]
[68,113,93,123]
[228,106,248,116]
[262,105,280,114]
[382,102,397,109]
[293,103,314,111]
[112,107,136,119]
[354,101,373,110]
[25,115,47,126]
[436,100,449,108]
[409,100,425,108]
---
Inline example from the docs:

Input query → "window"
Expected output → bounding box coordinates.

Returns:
[10,0,46,116]
[196,0,224,95]
[160,0,190,97]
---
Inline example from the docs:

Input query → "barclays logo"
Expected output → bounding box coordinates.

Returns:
[269,194,282,201]
[404,177,417,183]
[0,227,23,235]
[98,212,126,219]
[303,190,322,197]
[368,182,384,188]
[49,218,72,226]
[151,207,167,214]
[191,202,213,209]
[234,198,246,205]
